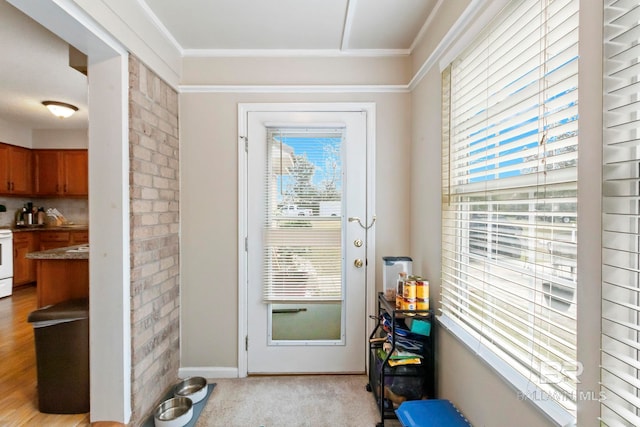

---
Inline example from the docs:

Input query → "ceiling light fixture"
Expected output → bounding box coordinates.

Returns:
[42,100,78,119]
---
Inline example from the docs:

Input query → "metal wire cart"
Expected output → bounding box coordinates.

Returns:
[366,293,435,427]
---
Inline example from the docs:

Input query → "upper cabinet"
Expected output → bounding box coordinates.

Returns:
[34,149,88,197]
[32,150,58,195]
[61,150,88,196]
[0,143,33,195]
[0,143,88,198]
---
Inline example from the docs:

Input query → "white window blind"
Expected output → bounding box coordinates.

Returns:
[263,127,344,302]
[441,0,579,416]
[602,1,640,425]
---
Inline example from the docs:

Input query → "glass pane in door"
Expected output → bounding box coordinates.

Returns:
[271,303,342,341]
[264,127,344,343]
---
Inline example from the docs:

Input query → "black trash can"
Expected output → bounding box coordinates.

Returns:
[27,298,89,414]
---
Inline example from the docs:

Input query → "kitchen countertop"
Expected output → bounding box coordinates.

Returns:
[26,244,89,260]
[10,224,88,232]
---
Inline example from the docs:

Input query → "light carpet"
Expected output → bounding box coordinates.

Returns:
[195,375,402,427]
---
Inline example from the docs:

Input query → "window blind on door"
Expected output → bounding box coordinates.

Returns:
[601,1,640,425]
[441,0,579,416]
[263,127,344,302]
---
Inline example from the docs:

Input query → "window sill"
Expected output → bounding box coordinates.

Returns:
[437,314,576,427]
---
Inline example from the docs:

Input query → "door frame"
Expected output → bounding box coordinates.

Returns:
[9,0,131,422]
[237,102,376,377]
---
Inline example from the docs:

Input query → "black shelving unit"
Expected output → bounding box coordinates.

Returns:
[366,292,435,427]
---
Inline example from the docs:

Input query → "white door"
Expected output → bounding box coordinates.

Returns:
[244,108,373,374]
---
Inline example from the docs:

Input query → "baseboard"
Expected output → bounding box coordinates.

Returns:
[179,366,238,379]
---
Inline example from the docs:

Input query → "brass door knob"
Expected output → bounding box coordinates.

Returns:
[354,259,364,268]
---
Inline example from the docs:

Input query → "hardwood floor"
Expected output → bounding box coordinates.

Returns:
[0,285,90,426]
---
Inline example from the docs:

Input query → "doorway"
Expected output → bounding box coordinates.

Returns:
[8,0,131,421]
[239,103,376,374]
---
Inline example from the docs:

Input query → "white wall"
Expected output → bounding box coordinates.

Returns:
[0,128,88,149]
[32,129,88,149]
[0,117,32,147]
[182,55,411,86]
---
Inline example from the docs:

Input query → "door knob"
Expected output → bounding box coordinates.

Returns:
[354,259,364,268]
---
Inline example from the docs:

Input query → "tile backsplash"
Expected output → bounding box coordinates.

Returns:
[0,197,88,227]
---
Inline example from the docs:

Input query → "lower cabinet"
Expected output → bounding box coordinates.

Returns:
[35,258,89,308]
[13,232,38,287]
[13,229,88,288]
[39,230,88,251]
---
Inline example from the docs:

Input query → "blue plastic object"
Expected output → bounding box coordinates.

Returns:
[410,319,432,336]
[396,400,472,427]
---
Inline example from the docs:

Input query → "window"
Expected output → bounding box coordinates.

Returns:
[440,0,579,419]
[601,1,640,425]
[263,127,344,303]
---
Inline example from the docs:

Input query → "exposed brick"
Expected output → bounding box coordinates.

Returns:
[132,144,152,162]
[129,55,180,426]
[131,90,152,111]
[153,200,169,212]
[139,135,159,151]
[132,172,153,188]
[151,152,169,167]
[141,187,159,200]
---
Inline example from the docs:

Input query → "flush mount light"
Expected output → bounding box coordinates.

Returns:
[42,100,78,118]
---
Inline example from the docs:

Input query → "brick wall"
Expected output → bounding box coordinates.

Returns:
[128,55,180,425]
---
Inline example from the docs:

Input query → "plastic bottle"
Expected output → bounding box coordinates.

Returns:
[395,272,407,309]
[37,207,45,225]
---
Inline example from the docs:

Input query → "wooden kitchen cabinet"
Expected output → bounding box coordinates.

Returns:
[26,245,89,307]
[39,231,71,250]
[13,232,39,287]
[63,150,88,195]
[39,230,88,251]
[70,230,88,245]
[33,149,88,197]
[0,143,32,195]
[32,150,58,195]
[35,259,89,308]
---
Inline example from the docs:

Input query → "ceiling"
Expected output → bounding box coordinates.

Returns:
[0,0,437,134]
[142,0,437,52]
[0,1,88,132]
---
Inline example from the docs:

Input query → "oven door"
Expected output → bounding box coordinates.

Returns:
[0,230,14,280]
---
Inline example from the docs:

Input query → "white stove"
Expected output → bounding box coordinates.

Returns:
[0,229,13,298]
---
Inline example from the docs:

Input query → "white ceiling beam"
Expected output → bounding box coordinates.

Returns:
[340,0,357,51]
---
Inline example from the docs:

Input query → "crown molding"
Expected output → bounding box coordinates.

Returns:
[179,84,409,94]
[408,0,493,91]
[134,0,184,55]
[409,0,444,53]
[182,48,410,58]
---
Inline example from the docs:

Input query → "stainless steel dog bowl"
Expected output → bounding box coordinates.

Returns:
[174,376,208,404]
[153,397,193,427]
